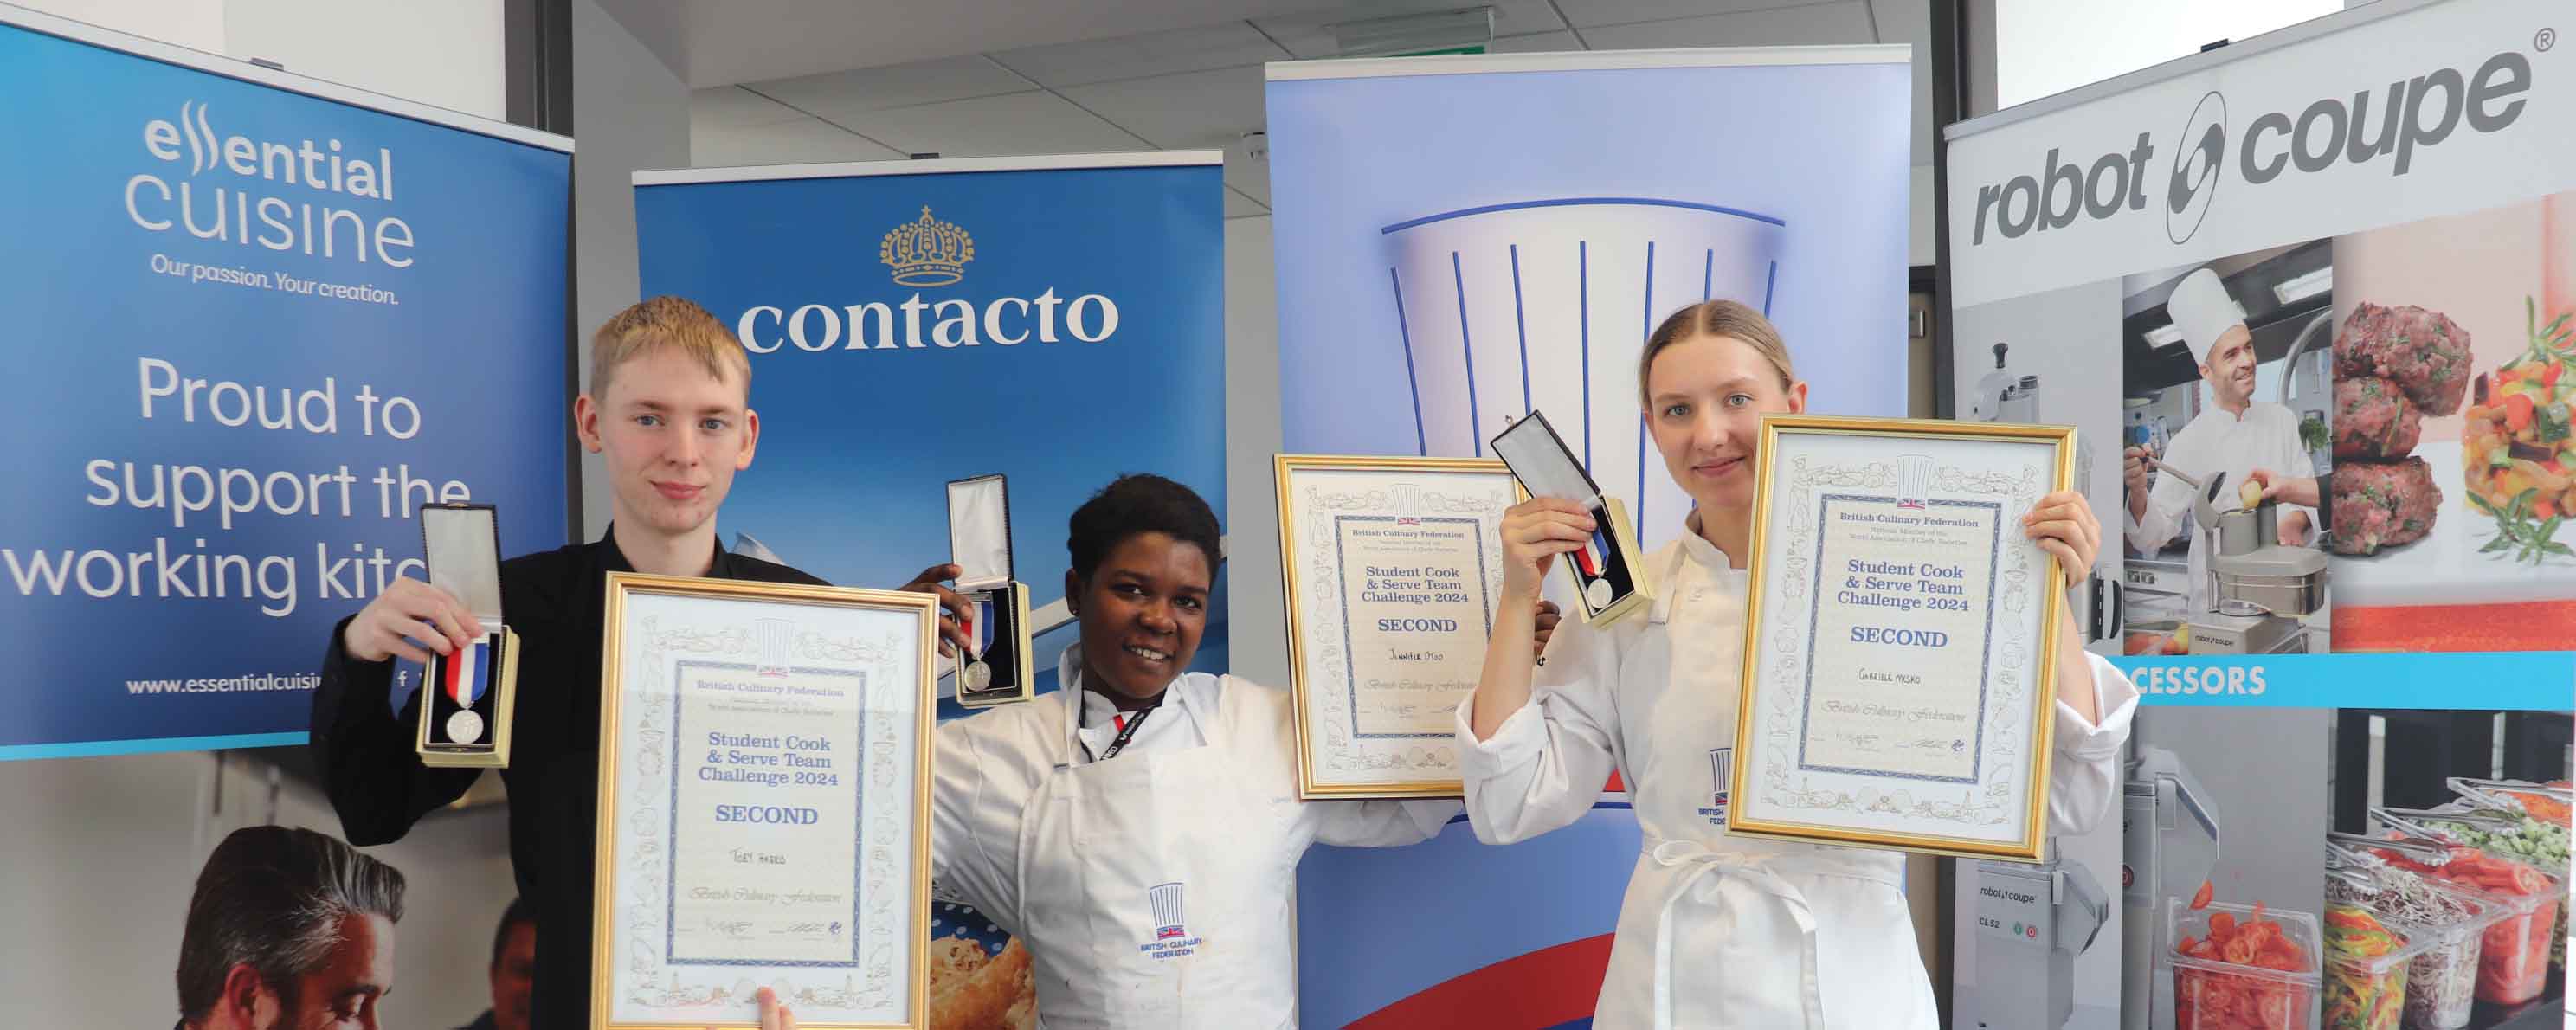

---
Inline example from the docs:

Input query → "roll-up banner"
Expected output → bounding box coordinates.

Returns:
[1267,46,1913,1024]
[1943,2,2576,1027]
[632,152,1228,695]
[0,4,571,760]
[632,153,1226,1025]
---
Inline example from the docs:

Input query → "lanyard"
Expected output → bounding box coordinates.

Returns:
[1079,702,1153,764]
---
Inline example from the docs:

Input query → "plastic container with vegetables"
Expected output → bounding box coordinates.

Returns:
[2324,860,2501,1030]
[2449,777,2574,827]
[2361,830,2563,1005]
[2322,902,2428,1030]
[2389,801,2570,972]
[2170,896,2322,1030]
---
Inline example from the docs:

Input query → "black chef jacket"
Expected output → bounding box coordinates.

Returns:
[309,527,825,1030]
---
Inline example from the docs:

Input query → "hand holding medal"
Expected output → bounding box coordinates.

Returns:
[894,562,976,658]
[1499,496,1599,603]
[341,576,484,665]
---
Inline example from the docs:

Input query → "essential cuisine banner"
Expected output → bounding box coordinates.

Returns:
[0,10,570,759]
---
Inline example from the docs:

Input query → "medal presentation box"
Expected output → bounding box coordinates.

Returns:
[1489,409,1653,626]
[415,503,520,768]
[948,474,1033,708]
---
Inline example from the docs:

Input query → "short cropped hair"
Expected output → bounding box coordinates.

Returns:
[1066,474,1223,582]
[588,295,754,400]
[175,826,406,1021]
[489,897,532,969]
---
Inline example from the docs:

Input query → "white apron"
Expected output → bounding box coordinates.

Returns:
[1609,543,1935,1029]
[934,657,1453,1030]
[1004,685,1308,1030]
[1460,525,2135,1028]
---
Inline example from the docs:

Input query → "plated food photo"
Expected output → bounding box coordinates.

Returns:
[2460,299,2576,565]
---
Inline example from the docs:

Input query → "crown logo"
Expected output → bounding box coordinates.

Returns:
[879,205,973,287]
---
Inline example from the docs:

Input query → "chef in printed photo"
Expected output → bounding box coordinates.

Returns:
[2123,266,2319,611]
[172,827,405,1030]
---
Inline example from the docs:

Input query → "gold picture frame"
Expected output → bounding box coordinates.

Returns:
[1727,414,2075,862]
[591,573,937,1030]
[1276,454,1519,799]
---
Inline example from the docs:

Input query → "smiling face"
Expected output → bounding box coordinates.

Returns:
[1644,333,1808,516]
[2199,324,2258,407]
[575,344,759,540]
[1065,531,1213,704]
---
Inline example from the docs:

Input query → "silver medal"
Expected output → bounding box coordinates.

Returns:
[1586,578,1614,610]
[963,660,992,692]
[446,709,486,744]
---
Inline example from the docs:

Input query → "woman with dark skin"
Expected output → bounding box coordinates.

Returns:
[918,474,1458,1029]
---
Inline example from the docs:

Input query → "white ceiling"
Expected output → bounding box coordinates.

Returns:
[677,0,1935,219]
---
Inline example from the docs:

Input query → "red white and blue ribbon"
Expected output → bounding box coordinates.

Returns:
[1574,525,1609,580]
[967,598,992,660]
[445,637,488,707]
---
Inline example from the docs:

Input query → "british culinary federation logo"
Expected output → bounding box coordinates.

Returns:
[1148,881,1186,941]
[1391,483,1422,525]
[754,617,794,678]
[1895,454,1935,511]
[734,202,1120,354]
[879,205,972,286]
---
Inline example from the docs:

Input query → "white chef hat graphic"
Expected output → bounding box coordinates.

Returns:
[1148,881,1185,938]
[1381,198,1787,542]
[754,616,794,677]
[1896,454,1935,510]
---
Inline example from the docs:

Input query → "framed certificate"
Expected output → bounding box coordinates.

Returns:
[591,574,937,1030]
[1727,415,2074,862]
[1275,454,1517,798]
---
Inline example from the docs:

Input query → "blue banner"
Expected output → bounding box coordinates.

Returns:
[633,156,1228,692]
[2114,652,2576,711]
[1265,50,1914,1026]
[0,15,570,759]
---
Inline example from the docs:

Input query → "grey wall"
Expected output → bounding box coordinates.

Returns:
[571,0,691,541]
[1222,215,1287,688]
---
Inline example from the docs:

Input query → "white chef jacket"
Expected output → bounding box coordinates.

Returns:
[2125,399,2316,612]
[931,644,1459,1029]
[1456,521,2140,1029]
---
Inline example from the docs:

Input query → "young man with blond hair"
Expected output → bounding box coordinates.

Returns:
[311,296,912,1030]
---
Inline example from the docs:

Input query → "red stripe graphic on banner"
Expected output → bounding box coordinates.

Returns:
[1347,934,1614,1030]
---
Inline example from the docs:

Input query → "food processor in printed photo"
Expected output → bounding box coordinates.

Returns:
[1969,340,2119,653]
[1966,841,2113,1029]
[2154,462,2329,657]
[2126,747,2223,1030]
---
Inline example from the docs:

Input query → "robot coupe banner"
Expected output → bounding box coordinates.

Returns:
[0,16,570,758]
[1265,52,1913,556]
[1944,0,2576,310]
[632,160,1227,672]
